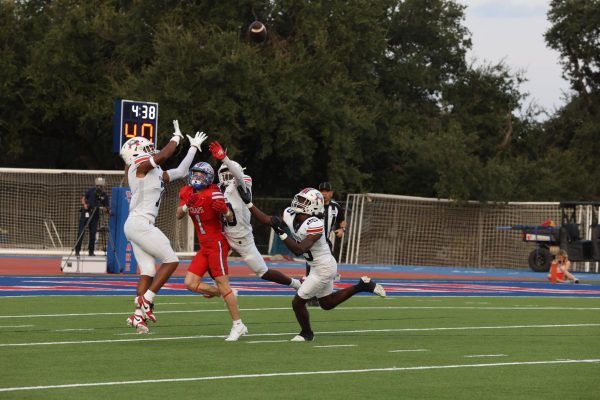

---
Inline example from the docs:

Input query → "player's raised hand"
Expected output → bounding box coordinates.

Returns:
[209,141,226,160]
[172,120,184,145]
[187,131,208,150]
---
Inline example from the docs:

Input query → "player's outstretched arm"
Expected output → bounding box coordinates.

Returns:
[164,125,208,183]
[151,120,185,168]
[237,185,272,225]
[209,141,247,190]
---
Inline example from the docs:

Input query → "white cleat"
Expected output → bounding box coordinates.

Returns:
[126,315,149,334]
[225,323,248,341]
[290,332,314,342]
[359,276,386,298]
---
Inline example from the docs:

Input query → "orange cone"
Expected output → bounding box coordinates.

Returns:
[548,261,558,283]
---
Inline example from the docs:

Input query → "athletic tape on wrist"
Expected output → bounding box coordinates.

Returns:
[246,202,253,208]
[279,233,288,240]
[149,157,158,168]
[171,135,181,145]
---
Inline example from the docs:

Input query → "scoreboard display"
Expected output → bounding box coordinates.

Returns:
[113,99,159,154]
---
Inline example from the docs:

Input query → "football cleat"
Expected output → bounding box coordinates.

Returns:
[224,323,248,341]
[135,296,156,323]
[306,297,320,307]
[126,315,149,334]
[357,276,386,298]
[290,331,314,342]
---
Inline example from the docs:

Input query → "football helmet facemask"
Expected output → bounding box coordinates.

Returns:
[189,162,214,190]
[291,188,324,217]
[120,137,156,166]
[218,161,244,187]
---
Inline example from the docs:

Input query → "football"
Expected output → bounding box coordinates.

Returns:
[248,20,267,43]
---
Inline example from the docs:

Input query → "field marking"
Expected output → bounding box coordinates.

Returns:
[0,324,33,328]
[389,349,429,353]
[0,359,597,393]
[464,354,507,358]
[314,344,357,348]
[247,340,289,344]
[0,323,598,348]
[53,328,94,332]
[1,305,599,319]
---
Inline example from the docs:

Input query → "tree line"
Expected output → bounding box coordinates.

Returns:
[0,0,598,201]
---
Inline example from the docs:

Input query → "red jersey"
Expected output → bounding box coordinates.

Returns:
[179,184,227,244]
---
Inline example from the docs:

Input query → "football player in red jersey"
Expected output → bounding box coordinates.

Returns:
[176,162,248,341]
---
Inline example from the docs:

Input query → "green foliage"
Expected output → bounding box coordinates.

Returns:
[1,0,598,202]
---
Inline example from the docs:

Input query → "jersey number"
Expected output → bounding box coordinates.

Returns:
[194,214,206,235]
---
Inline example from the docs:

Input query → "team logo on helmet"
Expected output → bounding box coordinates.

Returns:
[291,188,324,217]
[120,137,156,166]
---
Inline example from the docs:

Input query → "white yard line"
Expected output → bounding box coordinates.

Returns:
[1,305,599,319]
[0,323,598,348]
[247,340,289,344]
[52,328,95,332]
[0,325,33,328]
[0,359,598,393]
[389,349,429,353]
[314,344,357,348]
[464,354,507,358]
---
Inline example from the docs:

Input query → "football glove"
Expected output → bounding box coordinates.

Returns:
[172,120,184,145]
[186,192,201,208]
[212,199,229,214]
[187,131,208,150]
[209,141,226,160]
[270,216,286,236]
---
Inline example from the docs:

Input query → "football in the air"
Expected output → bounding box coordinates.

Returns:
[248,20,267,43]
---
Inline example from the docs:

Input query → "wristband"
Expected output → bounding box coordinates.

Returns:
[171,136,181,145]
[246,202,253,208]
[279,233,288,240]
[182,204,188,213]
[149,157,158,168]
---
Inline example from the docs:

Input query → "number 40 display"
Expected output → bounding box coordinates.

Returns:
[113,99,159,154]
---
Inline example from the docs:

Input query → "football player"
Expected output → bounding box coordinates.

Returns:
[176,161,248,341]
[238,187,386,342]
[208,141,301,290]
[120,120,207,334]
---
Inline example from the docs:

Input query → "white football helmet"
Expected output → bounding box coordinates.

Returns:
[218,161,244,186]
[291,188,324,217]
[120,137,156,166]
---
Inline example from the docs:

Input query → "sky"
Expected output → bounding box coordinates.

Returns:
[459,0,572,118]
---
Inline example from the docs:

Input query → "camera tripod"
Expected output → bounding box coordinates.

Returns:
[60,207,123,273]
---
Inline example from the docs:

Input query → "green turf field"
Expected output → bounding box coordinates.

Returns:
[0,295,599,399]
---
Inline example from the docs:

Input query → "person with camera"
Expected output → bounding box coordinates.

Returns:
[74,177,110,257]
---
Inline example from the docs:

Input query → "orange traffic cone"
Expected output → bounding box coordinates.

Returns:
[548,261,558,283]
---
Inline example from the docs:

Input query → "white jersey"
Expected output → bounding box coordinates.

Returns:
[282,207,336,270]
[222,175,254,240]
[127,155,165,225]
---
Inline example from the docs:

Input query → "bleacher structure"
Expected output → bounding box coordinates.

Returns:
[1,168,598,273]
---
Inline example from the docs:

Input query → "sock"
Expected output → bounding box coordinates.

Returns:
[143,290,156,303]
[233,319,243,326]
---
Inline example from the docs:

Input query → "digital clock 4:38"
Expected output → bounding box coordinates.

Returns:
[112,99,159,154]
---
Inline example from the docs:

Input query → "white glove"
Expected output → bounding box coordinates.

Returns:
[171,120,184,145]
[187,131,208,150]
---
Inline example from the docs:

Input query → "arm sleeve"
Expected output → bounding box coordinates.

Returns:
[222,156,247,190]
[166,147,198,181]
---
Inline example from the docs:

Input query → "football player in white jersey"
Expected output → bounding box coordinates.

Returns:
[238,186,386,342]
[120,120,207,333]
[208,141,301,290]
